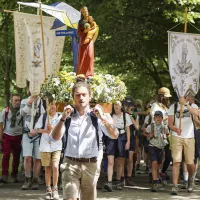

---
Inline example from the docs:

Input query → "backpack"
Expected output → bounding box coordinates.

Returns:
[30,112,60,143]
[62,112,99,153]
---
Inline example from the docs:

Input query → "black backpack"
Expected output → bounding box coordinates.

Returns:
[62,112,100,153]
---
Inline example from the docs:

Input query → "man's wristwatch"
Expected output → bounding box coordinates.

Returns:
[60,118,66,122]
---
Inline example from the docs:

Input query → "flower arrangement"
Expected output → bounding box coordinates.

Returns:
[40,71,127,103]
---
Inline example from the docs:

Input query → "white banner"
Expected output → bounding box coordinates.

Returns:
[14,12,65,95]
[168,31,200,97]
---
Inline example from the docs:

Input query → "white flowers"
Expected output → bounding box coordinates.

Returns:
[40,71,127,103]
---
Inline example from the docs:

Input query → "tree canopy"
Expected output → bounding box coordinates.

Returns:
[1,0,200,106]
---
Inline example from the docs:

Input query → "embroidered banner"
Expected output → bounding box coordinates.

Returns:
[168,31,200,97]
[14,12,65,95]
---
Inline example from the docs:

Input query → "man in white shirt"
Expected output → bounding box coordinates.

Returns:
[168,95,198,195]
[52,78,119,200]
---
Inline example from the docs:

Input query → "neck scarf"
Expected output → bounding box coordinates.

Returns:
[10,104,20,128]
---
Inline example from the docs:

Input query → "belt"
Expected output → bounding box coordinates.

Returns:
[66,156,97,163]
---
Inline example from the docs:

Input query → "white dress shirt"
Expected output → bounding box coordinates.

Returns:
[51,109,113,158]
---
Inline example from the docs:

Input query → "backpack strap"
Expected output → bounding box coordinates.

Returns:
[173,102,178,125]
[62,118,72,153]
[90,114,99,150]
[150,123,154,139]
[41,113,47,129]
[123,111,126,131]
[4,107,10,130]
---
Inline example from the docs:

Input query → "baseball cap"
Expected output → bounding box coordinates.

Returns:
[124,97,134,106]
[158,87,172,97]
[154,111,163,117]
[135,99,143,107]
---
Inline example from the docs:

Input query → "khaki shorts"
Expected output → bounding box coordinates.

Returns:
[40,151,61,167]
[171,136,195,165]
[61,157,101,200]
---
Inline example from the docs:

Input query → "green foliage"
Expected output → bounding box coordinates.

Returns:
[1,0,200,104]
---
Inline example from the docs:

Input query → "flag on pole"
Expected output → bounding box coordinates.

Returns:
[168,31,200,97]
[14,12,65,95]
[17,1,81,29]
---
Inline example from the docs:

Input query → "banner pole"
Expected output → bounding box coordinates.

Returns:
[39,0,49,123]
[179,7,188,129]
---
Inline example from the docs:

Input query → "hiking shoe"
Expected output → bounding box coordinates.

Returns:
[159,174,167,186]
[171,185,178,195]
[0,176,8,183]
[151,183,158,192]
[181,181,188,189]
[31,177,39,190]
[188,178,194,193]
[38,176,45,185]
[52,187,59,200]
[104,182,112,192]
[45,189,52,200]
[120,179,125,187]
[10,176,19,183]
[21,177,32,190]
[116,182,123,190]
[126,177,135,186]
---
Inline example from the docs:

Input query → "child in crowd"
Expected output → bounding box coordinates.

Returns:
[30,102,61,200]
[144,111,168,192]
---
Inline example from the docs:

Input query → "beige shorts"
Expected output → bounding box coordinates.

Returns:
[40,151,61,167]
[171,136,195,165]
[61,157,101,200]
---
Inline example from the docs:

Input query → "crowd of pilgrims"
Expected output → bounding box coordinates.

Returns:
[0,86,200,199]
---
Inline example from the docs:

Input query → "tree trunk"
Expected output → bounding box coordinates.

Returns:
[4,14,10,106]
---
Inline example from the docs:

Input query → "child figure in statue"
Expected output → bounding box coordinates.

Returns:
[83,16,98,44]
[76,7,99,78]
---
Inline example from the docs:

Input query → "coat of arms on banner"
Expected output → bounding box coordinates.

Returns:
[168,31,200,97]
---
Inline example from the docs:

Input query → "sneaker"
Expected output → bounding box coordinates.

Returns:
[116,182,123,190]
[0,176,8,183]
[126,177,135,186]
[151,183,158,192]
[160,173,167,186]
[38,176,45,185]
[104,182,112,192]
[31,177,39,190]
[188,178,194,193]
[171,185,178,195]
[10,175,19,183]
[181,181,188,189]
[21,177,32,190]
[52,187,59,200]
[45,189,52,200]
